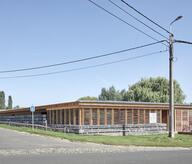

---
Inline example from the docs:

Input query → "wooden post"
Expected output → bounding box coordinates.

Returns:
[52,110,54,124]
[60,110,63,124]
[111,108,114,125]
[104,108,107,126]
[49,110,51,124]
[55,110,58,124]
[57,110,60,124]
[167,110,169,130]
[174,109,177,132]
[181,110,183,131]
[97,109,100,126]
[160,110,162,123]
[69,109,71,125]
[138,109,140,124]
[90,108,93,125]
[73,109,76,125]
[64,110,66,124]
[125,109,127,125]
[79,109,82,126]
[143,109,146,124]
[132,109,134,124]
[81,108,84,125]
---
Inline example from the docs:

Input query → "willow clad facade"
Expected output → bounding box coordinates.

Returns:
[0,101,192,134]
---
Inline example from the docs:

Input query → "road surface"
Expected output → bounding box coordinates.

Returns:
[0,127,192,164]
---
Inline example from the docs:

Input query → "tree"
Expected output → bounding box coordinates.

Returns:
[8,96,13,109]
[98,86,123,101]
[14,105,20,109]
[78,96,98,101]
[0,91,5,109]
[125,77,185,104]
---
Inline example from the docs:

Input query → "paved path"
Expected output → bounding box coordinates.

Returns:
[0,127,192,164]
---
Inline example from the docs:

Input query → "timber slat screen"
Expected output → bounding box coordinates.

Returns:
[107,109,112,125]
[3,101,192,133]
[92,109,97,125]
[48,108,165,126]
[100,109,105,125]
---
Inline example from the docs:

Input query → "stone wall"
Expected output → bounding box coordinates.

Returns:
[0,114,47,125]
[50,123,167,135]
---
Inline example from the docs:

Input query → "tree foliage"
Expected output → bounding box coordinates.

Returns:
[78,96,98,101]
[97,77,185,104]
[8,96,13,109]
[126,77,185,103]
[0,91,5,109]
[98,86,123,101]
[0,91,14,109]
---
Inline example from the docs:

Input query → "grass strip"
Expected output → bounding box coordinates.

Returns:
[0,124,192,147]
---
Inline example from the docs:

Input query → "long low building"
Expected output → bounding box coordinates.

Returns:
[0,101,192,134]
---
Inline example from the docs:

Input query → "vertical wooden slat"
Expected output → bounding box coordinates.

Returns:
[73,109,76,125]
[49,110,51,124]
[90,108,93,125]
[52,110,55,124]
[132,109,134,124]
[160,110,162,123]
[111,108,114,125]
[79,109,82,126]
[138,109,140,124]
[181,110,183,131]
[97,109,100,126]
[60,110,63,124]
[104,108,107,126]
[81,108,84,125]
[143,109,146,124]
[174,109,176,130]
[64,110,66,124]
[57,110,60,124]
[55,110,58,124]
[69,109,71,125]
[125,109,127,125]
[167,110,169,130]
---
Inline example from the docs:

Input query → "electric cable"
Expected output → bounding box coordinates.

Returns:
[0,40,165,74]
[0,50,167,79]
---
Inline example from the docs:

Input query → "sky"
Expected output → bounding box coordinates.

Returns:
[0,0,192,107]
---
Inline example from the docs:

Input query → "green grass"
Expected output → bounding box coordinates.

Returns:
[0,124,192,147]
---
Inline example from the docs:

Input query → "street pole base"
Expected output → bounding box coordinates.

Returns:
[168,132,175,138]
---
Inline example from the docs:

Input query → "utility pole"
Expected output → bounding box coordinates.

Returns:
[169,31,174,138]
[168,16,192,138]
[168,16,183,138]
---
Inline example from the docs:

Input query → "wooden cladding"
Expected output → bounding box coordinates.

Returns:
[139,110,144,124]
[48,109,79,125]
[133,110,138,124]
[100,109,105,125]
[92,109,97,125]
[175,109,192,132]
[127,110,133,124]
[2,101,192,132]
[48,108,163,126]
[107,109,112,125]
[84,109,90,125]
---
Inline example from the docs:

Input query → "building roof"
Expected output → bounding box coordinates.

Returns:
[0,100,192,115]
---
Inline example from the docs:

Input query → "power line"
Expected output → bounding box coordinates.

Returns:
[0,50,167,79]
[87,0,167,45]
[0,40,165,74]
[121,0,171,34]
[108,0,168,40]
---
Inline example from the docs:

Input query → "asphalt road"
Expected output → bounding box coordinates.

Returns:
[0,127,192,164]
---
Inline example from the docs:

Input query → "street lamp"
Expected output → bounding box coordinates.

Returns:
[169,16,183,138]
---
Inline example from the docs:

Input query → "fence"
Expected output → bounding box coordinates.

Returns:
[0,121,167,135]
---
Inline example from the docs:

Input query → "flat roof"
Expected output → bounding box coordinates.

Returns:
[0,100,192,115]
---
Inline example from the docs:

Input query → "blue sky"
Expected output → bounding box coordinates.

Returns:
[0,0,191,107]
